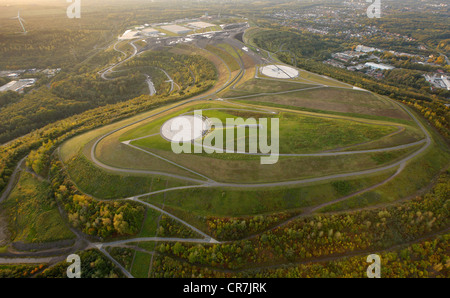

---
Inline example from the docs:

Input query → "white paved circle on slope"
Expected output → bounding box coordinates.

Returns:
[160,115,211,142]
[260,65,299,79]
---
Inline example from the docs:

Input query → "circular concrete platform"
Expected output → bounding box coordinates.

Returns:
[260,65,299,79]
[160,115,211,142]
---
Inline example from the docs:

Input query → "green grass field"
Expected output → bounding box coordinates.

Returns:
[68,90,427,184]
[1,172,75,244]
[66,153,189,199]
[142,170,396,217]
[229,87,410,120]
[130,251,153,278]
[223,78,318,97]
[319,116,450,211]
[54,40,448,268]
[205,45,241,72]
[127,104,403,155]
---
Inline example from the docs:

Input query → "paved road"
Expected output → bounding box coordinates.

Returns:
[89,38,431,190]
[144,74,157,96]
[0,257,60,264]
[157,67,175,93]
[100,237,217,247]
[99,40,138,80]
[113,40,128,59]
[97,245,134,278]
[9,35,429,276]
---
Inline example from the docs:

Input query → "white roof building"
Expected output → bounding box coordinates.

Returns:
[0,81,17,92]
[356,45,378,53]
[0,79,36,93]
[141,28,160,36]
[188,21,215,29]
[160,25,192,35]
[119,30,140,40]
[364,62,395,70]
[441,76,450,90]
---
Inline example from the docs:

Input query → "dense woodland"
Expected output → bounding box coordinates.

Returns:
[149,233,449,278]
[37,249,123,278]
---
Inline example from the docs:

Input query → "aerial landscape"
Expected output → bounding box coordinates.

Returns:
[0,0,448,283]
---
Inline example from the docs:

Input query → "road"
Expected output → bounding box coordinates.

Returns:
[127,197,218,243]
[0,30,436,278]
[144,74,157,96]
[93,87,429,190]
[63,35,434,278]
[98,40,138,80]
[0,157,26,204]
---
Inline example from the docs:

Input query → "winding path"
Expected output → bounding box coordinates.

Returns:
[0,157,26,204]
[0,33,438,279]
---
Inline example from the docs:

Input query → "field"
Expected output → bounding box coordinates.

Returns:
[49,37,450,278]
[1,17,448,279]
[59,38,443,209]
[0,172,75,244]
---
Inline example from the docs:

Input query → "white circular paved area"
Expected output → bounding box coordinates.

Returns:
[260,65,299,79]
[160,115,211,142]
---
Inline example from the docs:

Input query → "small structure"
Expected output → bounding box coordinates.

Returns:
[160,115,211,142]
[260,65,299,79]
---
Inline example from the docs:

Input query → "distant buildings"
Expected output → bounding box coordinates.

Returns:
[324,59,345,69]
[141,28,160,37]
[424,74,450,90]
[187,21,215,30]
[220,23,248,30]
[42,68,61,77]
[364,62,395,70]
[331,51,363,62]
[0,78,36,93]
[355,45,380,53]
[160,25,192,35]
[119,30,141,40]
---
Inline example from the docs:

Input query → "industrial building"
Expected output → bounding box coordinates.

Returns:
[0,78,36,93]
[187,21,216,29]
[141,28,160,37]
[424,74,450,91]
[364,62,395,70]
[119,29,140,40]
[160,25,192,35]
